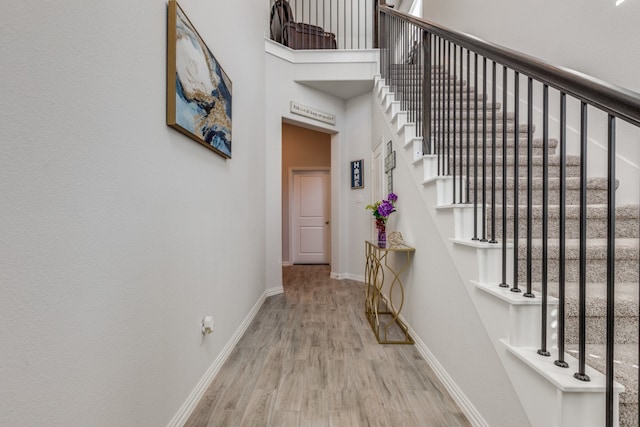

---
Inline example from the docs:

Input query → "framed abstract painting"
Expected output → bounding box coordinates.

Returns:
[167,0,232,159]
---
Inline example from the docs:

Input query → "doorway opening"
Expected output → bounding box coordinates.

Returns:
[281,122,332,265]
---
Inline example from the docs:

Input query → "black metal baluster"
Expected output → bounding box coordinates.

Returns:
[354,0,357,49]
[418,28,421,132]
[337,0,341,49]
[574,101,590,382]
[416,27,420,130]
[524,77,534,298]
[453,44,457,199]
[401,21,406,114]
[382,13,387,84]
[447,41,451,176]
[472,53,479,241]
[489,61,497,244]
[410,26,415,128]
[538,84,551,357]
[437,37,442,175]
[357,0,360,49]
[352,0,355,49]
[378,8,381,77]
[362,0,365,49]
[344,0,347,50]
[481,57,487,242]
[347,0,350,49]
[384,15,396,87]
[404,24,409,124]
[500,65,509,287]
[422,31,431,153]
[466,49,471,204]
[511,71,521,293]
[393,17,397,92]
[331,0,334,50]
[459,46,464,203]
[433,37,438,160]
[555,92,569,368]
[386,14,390,84]
[438,38,447,171]
[605,114,616,427]
[435,39,440,169]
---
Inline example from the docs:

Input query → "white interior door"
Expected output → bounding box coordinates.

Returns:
[292,171,330,264]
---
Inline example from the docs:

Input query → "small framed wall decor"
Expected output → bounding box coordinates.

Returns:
[351,159,364,189]
[166,0,232,159]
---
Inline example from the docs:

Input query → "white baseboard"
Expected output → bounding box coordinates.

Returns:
[330,271,365,282]
[266,286,284,296]
[404,319,489,427]
[281,261,292,267]
[166,291,269,427]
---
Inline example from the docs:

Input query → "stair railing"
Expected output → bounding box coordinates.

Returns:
[379,5,640,427]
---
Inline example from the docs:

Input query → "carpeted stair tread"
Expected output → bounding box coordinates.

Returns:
[448,136,558,148]
[518,238,639,260]
[432,122,529,132]
[491,204,640,220]
[488,204,640,238]
[429,111,515,121]
[530,281,640,317]
[453,153,579,167]
[431,101,502,110]
[473,176,615,190]
[514,239,637,282]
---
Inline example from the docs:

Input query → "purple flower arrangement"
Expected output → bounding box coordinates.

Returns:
[366,193,398,231]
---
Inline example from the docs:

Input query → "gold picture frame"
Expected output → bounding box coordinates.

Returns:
[166,0,232,159]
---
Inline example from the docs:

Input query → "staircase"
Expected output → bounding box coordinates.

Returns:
[377,63,639,426]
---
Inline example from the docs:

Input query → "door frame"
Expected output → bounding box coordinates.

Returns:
[288,167,331,265]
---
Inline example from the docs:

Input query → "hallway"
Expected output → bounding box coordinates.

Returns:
[185,265,470,426]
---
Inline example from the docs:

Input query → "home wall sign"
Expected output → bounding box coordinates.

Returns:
[350,159,364,189]
[290,101,336,126]
[167,0,233,159]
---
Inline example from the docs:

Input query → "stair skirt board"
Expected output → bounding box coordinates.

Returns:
[406,320,490,427]
[394,305,489,427]
[374,73,638,427]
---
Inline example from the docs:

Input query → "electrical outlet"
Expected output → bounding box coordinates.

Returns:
[201,316,215,335]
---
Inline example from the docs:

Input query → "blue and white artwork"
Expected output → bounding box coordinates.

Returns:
[168,1,232,159]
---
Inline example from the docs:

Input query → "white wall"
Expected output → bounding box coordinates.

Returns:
[264,42,377,285]
[0,1,267,426]
[339,93,375,279]
[423,0,640,93]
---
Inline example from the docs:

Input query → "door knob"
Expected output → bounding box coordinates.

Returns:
[325,221,330,225]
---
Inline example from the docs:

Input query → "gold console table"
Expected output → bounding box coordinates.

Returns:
[364,240,415,344]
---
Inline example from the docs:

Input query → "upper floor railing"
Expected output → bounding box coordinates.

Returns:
[379,4,640,427]
[269,0,377,50]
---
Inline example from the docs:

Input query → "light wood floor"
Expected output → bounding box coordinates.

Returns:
[185,265,471,427]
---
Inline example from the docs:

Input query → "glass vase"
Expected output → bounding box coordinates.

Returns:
[377,227,387,248]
